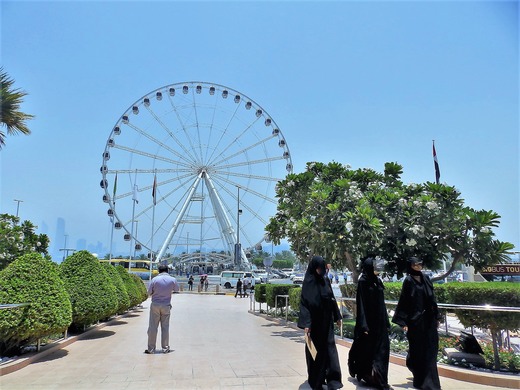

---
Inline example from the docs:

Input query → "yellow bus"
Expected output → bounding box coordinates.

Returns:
[99,259,159,280]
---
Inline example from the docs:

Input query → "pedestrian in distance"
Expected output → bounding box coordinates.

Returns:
[235,278,243,298]
[348,257,392,390]
[204,276,209,291]
[298,256,343,390]
[392,257,442,390]
[145,264,180,354]
[187,275,194,291]
[242,276,250,297]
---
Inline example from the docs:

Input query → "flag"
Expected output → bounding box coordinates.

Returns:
[133,184,139,204]
[112,172,117,203]
[152,174,157,206]
[433,141,440,184]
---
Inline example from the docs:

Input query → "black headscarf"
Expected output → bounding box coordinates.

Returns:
[407,256,423,277]
[301,256,331,310]
[360,257,384,288]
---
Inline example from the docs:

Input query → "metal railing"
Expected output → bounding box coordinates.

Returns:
[267,295,520,341]
[0,303,30,309]
[337,297,520,313]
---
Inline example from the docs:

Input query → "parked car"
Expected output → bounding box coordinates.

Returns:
[292,273,304,284]
[257,272,269,283]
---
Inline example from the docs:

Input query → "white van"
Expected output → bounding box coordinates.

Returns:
[220,271,260,289]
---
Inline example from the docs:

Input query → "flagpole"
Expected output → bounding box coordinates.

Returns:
[432,140,441,184]
[129,200,136,268]
[150,171,157,281]
[110,173,117,262]
[109,215,115,261]
[129,182,138,269]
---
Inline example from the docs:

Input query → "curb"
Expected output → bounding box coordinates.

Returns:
[249,310,520,389]
[0,308,142,376]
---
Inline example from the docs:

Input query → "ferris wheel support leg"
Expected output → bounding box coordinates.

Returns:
[156,173,203,264]
[203,172,237,256]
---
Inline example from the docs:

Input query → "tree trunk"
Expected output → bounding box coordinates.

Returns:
[431,253,462,282]
[344,251,359,282]
[491,329,501,371]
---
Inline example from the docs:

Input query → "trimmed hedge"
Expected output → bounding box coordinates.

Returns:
[60,250,118,329]
[340,281,520,333]
[116,265,142,308]
[129,273,148,304]
[254,284,267,304]
[264,284,298,308]
[442,282,520,332]
[289,286,301,311]
[101,263,130,314]
[0,253,72,356]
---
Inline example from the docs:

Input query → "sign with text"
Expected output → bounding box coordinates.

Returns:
[480,264,520,275]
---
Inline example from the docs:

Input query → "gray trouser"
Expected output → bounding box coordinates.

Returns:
[147,302,171,351]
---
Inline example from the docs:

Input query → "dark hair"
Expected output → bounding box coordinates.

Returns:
[158,264,168,273]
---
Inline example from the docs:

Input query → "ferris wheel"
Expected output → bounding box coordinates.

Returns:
[100,82,292,267]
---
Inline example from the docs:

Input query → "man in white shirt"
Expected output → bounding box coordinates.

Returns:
[145,264,179,354]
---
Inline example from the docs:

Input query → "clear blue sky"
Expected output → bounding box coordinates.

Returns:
[1,1,518,261]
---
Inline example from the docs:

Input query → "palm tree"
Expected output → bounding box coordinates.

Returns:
[0,68,34,149]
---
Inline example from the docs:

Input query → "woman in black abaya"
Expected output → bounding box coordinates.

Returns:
[298,256,343,390]
[348,257,392,389]
[392,257,442,390]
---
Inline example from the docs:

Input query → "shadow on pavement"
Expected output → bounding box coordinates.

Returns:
[77,329,115,341]
[32,349,69,364]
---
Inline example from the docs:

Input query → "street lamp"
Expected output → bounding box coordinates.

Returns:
[14,199,23,224]
[235,186,243,267]
[63,235,68,261]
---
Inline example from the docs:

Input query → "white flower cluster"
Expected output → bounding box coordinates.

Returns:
[406,238,417,247]
[409,225,424,235]
[345,222,353,232]
[348,184,363,200]
[426,201,438,210]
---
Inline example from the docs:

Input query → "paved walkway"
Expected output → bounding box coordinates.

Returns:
[0,293,517,389]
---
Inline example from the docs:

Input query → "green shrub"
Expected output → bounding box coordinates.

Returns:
[116,265,141,308]
[129,273,148,304]
[443,282,520,332]
[289,286,301,311]
[0,253,72,356]
[254,284,267,304]
[59,251,118,329]
[264,284,297,308]
[340,318,356,339]
[101,263,130,314]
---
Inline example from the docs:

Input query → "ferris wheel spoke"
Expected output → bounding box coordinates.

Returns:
[211,134,278,167]
[213,180,271,226]
[111,144,194,169]
[145,105,198,164]
[167,96,201,164]
[209,111,261,165]
[125,120,196,166]
[212,173,277,205]
[216,155,287,171]
[213,169,282,183]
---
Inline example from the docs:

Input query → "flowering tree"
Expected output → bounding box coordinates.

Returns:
[265,162,513,280]
[0,214,50,270]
